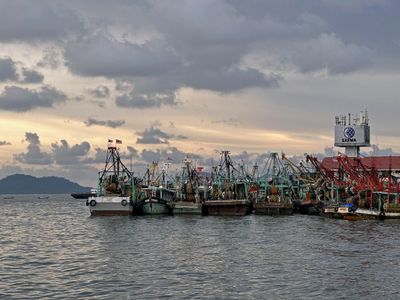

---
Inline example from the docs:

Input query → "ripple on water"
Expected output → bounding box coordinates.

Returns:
[1,196,400,299]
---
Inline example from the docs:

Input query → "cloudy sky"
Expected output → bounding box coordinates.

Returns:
[0,0,400,186]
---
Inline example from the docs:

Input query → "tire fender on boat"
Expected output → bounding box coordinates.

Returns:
[89,199,97,207]
[121,199,128,206]
[86,200,89,206]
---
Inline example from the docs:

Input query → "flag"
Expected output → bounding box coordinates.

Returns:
[116,139,122,144]
[107,139,116,149]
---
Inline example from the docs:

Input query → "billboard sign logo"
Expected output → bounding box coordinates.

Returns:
[342,127,356,142]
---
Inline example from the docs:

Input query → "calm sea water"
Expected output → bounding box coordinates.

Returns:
[1,195,400,299]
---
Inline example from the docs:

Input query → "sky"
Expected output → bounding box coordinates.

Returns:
[0,0,400,186]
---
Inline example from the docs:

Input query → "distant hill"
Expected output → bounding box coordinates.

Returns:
[0,174,91,194]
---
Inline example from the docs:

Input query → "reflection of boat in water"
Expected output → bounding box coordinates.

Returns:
[87,139,135,216]
[3,196,14,199]
[71,188,97,199]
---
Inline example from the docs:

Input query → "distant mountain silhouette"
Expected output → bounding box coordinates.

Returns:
[0,174,91,194]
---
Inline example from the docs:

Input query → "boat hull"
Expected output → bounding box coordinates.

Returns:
[172,202,203,215]
[323,206,400,220]
[88,196,133,216]
[254,202,293,215]
[292,200,322,215]
[203,200,251,216]
[135,198,172,215]
[72,193,95,199]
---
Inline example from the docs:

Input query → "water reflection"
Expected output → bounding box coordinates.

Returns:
[1,196,400,299]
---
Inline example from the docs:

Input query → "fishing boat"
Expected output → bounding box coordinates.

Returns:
[135,186,175,215]
[317,152,400,220]
[172,157,204,215]
[134,162,175,215]
[203,151,252,216]
[324,190,400,220]
[254,190,294,215]
[87,139,136,216]
[254,153,294,215]
[71,188,97,199]
[283,154,332,215]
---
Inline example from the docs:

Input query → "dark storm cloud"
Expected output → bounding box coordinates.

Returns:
[51,140,91,165]
[14,132,53,165]
[64,37,181,78]
[271,33,373,75]
[120,146,140,162]
[0,140,11,146]
[0,57,45,83]
[137,126,170,145]
[136,125,187,144]
[116,91,177,109]
[1,0,399,145]
[0,0,84,42]
[0,57,18,82]
[81,147,105,164]
[60,0,392,107]
[321,0,387,12]
[0,85,66,112]
[126,146,139,159]
[1,0,391,109]
[12,132,141,174]
[84,118,125,128]
[20,68,45,83]
[60,1,298,104]
[82,145,140,165]
[87,85,110,98]
[181,67,280,92]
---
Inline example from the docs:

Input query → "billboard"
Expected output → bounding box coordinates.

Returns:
[334,124,370,147]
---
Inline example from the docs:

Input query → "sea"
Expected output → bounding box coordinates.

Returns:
[1,195,400,299]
